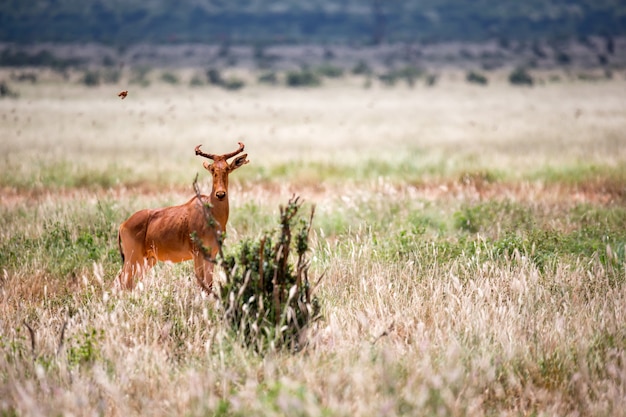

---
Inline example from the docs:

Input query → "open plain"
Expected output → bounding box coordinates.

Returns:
[1,69,626,416]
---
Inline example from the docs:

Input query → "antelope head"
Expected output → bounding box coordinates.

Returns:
[195,141,249,202]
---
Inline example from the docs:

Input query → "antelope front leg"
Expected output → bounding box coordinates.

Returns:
[193,254,214,293]
[118,261,138,290]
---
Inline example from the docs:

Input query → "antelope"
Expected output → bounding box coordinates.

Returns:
[117,142,249,291]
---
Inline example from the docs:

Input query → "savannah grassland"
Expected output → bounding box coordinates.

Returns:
[1,69,626,416]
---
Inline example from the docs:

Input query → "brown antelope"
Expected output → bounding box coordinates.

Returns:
[117,142,249,291]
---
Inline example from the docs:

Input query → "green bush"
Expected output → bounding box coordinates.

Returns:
[102,68,121,84]
[206,68,223,85]
[191,179,321,353]
[218,196,320,353]
[378,71,398,86]
[258,71,278,85]
[222,77,245,91]
[352,60,372,76]
[286,69,321,87]
[189,73,205,87]
[509,67,534,86]
[379,66,423,87]
[11,72,37,83]
[160,71,179,85]
[130,66,151,87]
[0,81,19,98]
[425,73,438,86]
[466,70,488,85]
[315,64,344,78]
[82,70,100,87]
[397,66,423,87]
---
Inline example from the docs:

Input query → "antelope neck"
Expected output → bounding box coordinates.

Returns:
[209,193,229,228]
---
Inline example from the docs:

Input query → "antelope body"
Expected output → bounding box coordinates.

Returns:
[117,142,248,291]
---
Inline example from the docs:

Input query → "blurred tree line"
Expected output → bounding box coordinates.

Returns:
[1,0,624,44]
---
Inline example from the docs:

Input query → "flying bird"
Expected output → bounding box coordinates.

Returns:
[118,90,128,99]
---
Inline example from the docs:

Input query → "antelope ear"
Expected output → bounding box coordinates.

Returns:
[203,161,212,171]
[230,154,249,170]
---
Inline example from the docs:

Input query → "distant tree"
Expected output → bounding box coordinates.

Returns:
[0,81,18,98]
[509,68,534,86]
[315,64,344,78]
[222,77,245,91]
[286,69,321,87]
[82,70,100,87]
[160,71,179,85]
[352,60,372,76]
[189,73,205,87]
[258,72,278,85]
[466,71,488,85]
[425,73,438,87]
[207,68,223,86]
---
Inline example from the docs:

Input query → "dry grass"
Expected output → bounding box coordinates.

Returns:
[1,72,626,416]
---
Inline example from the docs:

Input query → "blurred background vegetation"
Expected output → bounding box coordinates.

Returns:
[1,0,625,45]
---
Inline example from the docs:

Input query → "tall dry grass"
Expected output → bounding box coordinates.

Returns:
[1,71,626,416]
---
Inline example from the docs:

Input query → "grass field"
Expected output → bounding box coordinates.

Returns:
[1,70,626,416]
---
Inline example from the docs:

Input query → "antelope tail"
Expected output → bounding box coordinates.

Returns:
[118,229,124,264]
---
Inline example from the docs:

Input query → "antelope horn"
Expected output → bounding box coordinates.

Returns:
[222,142,245,159]
[195,144,216,160]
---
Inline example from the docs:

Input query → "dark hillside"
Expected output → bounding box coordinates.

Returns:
[1,1,625,44]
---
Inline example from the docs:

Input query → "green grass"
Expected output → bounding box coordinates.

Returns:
[0,199,120,279]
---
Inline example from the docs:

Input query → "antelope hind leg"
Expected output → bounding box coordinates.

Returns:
[118,257,154,290]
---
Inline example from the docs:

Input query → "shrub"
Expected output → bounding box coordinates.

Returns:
[352,60,372,76]
[82,70,100,87]
[425,73,438,87]
[378,71,398,86]
[189,73,205,87]
[160,71,179,85]
[509,67,533,86]
[286,69,321,87]
[466,70,488,85]
[11,72,37,83]
[315,64,344,78]
[130,66,151,87]
[379,66,423,87]
[102,69,121,84]
[398,66,424,87]
[192,177,321,353]
[222,77,245,91]
[206,68,223,85]
[216,196,320,353]
[0,81,18,98]
[258,71,278,85]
